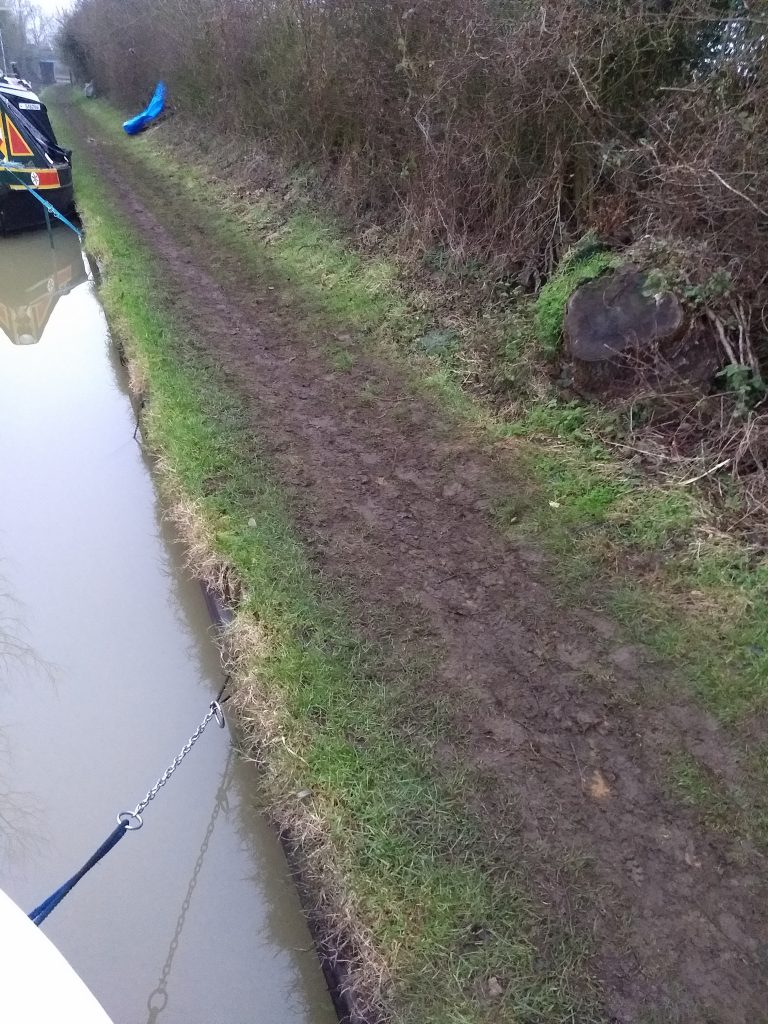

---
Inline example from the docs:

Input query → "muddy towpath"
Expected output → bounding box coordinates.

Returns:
[55,93,768,1023]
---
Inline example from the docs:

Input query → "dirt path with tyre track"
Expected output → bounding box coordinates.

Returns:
[60,98,768,1023]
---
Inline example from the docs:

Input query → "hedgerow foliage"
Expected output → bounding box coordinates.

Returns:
[61,1,768,330]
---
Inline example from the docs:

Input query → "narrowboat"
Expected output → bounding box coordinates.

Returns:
[0,71,75,234]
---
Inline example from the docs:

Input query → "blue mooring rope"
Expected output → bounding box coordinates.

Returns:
[29,820,129,926]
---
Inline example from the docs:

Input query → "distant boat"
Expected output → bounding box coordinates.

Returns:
[0,888,114,1023]
[0,70,75,234]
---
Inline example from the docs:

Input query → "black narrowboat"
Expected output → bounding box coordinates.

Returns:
[0,71,75,234]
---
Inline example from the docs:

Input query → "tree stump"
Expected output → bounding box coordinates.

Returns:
[565,265,705,393]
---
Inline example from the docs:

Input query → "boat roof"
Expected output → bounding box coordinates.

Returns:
[0,75,39,103]
[0,83,39,101]
[0,90,68,166]
[0,888,114,1023]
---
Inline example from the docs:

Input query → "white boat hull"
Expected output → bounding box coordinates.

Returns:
[0,888,114,1023]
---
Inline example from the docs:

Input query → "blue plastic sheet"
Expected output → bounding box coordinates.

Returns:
[122,81,166,136]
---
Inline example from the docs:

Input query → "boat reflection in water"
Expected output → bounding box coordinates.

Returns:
[0,227,87,346]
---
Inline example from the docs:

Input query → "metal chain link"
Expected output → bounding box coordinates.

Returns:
[117,701,225,830]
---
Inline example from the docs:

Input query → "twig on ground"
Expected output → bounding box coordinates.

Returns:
[677,458,732,487]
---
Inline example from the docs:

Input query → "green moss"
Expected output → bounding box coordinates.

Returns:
[535,248,619,356]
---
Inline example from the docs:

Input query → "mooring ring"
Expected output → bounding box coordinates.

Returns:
[147,989,169,1012]
[117,810,144,831]
[210,700,225,728]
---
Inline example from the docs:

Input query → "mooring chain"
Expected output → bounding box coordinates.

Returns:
[29,694,229,927]
[118,700,226,831]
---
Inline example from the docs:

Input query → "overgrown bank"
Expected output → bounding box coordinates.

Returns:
[60,0,768,490]
[60,0,768,290]
[51,89,768,1023]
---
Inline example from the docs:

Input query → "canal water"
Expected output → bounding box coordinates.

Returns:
[0,227,337,1024]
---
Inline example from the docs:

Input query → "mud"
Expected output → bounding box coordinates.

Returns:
[60,101,768,1022]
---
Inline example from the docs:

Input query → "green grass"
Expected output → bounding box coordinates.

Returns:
[58,90,768,882]
[329,345,356,371]
[59,104,600,1024]
[668,750,768,847]
[669,753,741,835]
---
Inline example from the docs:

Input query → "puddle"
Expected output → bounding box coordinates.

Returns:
[0,228,337,1024]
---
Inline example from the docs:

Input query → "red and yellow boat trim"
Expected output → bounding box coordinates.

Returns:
[7,167,62,190]
[0,109,35,160]
[1,107,63,188]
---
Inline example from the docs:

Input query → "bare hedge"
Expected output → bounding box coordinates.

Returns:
[61,1,768,327]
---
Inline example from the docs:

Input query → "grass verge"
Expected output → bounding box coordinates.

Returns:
[59,104,601,1023]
